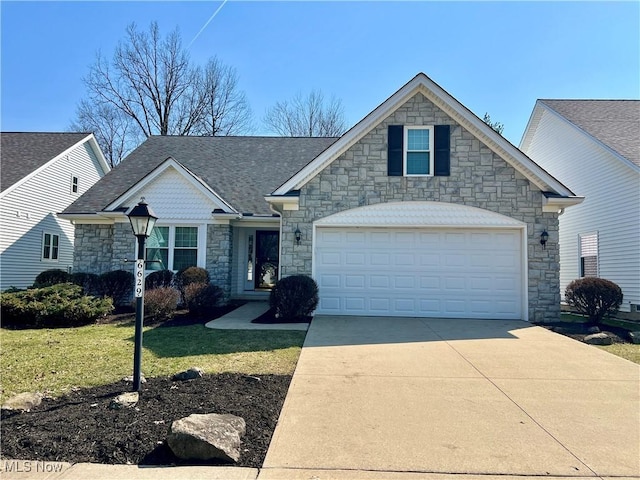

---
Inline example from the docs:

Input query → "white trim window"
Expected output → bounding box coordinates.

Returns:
[579,232,598,277]
[42,232,59,261]
[404,126,434,176]
[146,225,202,271]
[71,176,79,193]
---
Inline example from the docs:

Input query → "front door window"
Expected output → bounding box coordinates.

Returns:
[255,231,279,289]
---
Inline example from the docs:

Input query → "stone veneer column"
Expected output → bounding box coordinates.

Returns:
[206,224,233,299]
[73,224,114,274]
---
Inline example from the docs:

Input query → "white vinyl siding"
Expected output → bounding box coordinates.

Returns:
[0,141,107,290]
[522,108,640,308]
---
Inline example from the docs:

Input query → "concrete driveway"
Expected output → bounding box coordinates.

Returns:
[259,316,640,479]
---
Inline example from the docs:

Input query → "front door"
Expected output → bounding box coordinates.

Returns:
[255,231,279,289]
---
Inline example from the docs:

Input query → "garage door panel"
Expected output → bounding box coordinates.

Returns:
[315,227,523,319]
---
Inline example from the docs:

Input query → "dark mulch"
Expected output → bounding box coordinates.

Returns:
[98,302,246,328]
[251,307,311,324]
[535,321,632,344]
[0,373,291,468]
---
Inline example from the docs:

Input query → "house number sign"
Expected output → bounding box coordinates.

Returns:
[134,259,145,298]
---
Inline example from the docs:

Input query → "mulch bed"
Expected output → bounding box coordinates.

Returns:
[535,321,633,344]
[0,373,291,468]
[251,307,311,324]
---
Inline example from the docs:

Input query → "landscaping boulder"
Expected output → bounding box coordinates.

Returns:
[586,326,601,334]
[109,392,139,409]
[583,332,613,345]
[172,367,204,381]
[629,331,640,344]
[167,413,246,462]
[1,392,42,412]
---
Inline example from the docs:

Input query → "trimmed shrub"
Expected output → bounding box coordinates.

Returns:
[145,269,175,290]
[70,272,102,296]
[144,287,180,323]
[270,275,319,320]
[33,269,72,288]
[184,282,225,315]
[99,270,134,306]
[175,266,210,289]
[1,283,114,328]
[175,267,210,304]
[565,277,623,325]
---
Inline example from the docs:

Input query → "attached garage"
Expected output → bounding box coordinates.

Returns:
[313,202,527,320]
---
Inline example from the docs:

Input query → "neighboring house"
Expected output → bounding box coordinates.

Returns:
[521,100,640,313]
[61,73,583,322]
[0,132,110,290]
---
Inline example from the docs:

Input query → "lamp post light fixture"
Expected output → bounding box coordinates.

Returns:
[127,197,158,392]
[540,230,549,250]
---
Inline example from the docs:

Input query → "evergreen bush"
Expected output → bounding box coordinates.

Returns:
[269,275,318,320]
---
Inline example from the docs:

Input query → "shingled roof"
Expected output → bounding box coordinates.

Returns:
[63,136,338,216]
[1,132,92,192]
[540,100,640,168]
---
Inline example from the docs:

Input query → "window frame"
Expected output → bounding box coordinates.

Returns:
[403,126,434,177]
[71,176,79,194]
[578,232,599,277]
[144,224,205,272]
[42,232,60,261]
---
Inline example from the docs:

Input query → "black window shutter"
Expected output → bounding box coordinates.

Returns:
[434,125,451,176]
[387,125,403,176]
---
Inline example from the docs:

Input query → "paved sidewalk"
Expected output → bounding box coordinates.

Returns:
[0,461,258,480]
[205,301,308,331]
[260,315,640,478]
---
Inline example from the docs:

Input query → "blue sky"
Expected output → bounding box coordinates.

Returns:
[1,1,638,146]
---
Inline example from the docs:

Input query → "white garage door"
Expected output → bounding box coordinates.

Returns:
[314,227,523,319]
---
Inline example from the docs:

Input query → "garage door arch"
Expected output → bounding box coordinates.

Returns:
[312,202,528,320]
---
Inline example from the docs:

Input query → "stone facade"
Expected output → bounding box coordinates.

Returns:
[206,224,233,299]
[280,92,561,322]
[74,222,139,276]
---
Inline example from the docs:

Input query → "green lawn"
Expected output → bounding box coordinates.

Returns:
[597,344,640,364]
[0,323,305,403]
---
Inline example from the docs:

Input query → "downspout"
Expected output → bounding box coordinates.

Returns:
[269,203,283,280]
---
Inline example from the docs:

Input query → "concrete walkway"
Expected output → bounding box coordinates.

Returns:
[260,315,640,479]
[205,301,308,331]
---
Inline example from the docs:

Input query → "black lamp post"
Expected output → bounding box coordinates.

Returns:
[127,197,158,392]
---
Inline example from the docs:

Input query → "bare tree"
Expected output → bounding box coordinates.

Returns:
[191,58,253,136]
[73,21,252,163]
[482,112,505,135]
[264,89,346,137]
[69,101,139,167]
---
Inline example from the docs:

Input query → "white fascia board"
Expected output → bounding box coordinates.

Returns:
[542,195,585,213]
[418,83,575,196]
[539,101,640,173]
[1,134,98,199]
[264,195,299,211]
[105,157,237,214]
[519,101,544,153]
[57,211,125,224]
[273,75,427,195]
[87,134,111,175]
[273,73,575,198]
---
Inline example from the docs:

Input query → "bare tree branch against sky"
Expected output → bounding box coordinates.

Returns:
[2,2,638,145]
